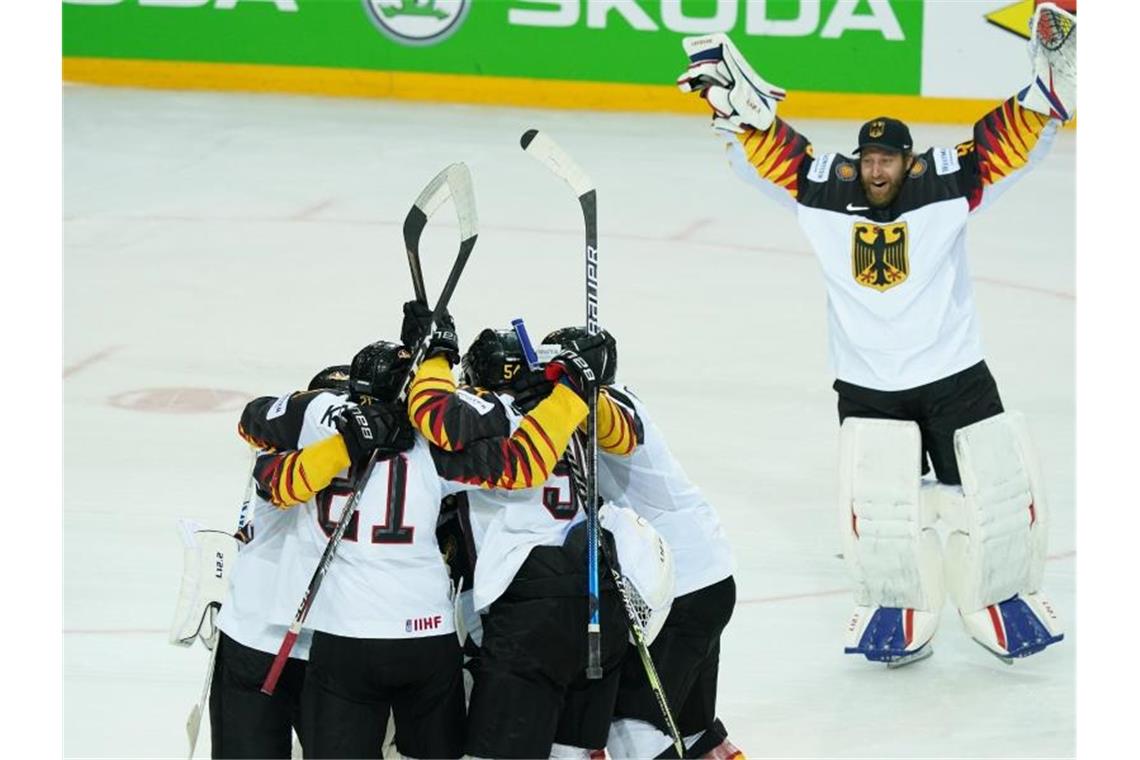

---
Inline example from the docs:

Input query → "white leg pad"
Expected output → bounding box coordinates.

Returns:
[839,419,944,662]
[943,412,1063,659]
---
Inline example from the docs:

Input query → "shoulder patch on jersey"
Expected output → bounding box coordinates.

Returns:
[834,161,857,182]
[807,152,837,183]
[266,393,291,420]
[908,157,928,178]
[932,147,960,176]
[456,389,495,416]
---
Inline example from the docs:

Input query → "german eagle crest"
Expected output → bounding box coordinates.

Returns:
[851,222,908,292]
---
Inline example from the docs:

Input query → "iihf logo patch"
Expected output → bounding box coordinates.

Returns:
[405,614,443,633]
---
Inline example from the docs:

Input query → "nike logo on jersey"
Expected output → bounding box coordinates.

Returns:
[846,203,870,212]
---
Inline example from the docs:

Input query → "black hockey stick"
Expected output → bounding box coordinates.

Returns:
[262,169,479,695]
[520,128,605,680]
[512,319,685,757]
[403,162,473,305]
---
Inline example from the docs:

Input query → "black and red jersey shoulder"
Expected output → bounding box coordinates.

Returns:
[795,147,980,223]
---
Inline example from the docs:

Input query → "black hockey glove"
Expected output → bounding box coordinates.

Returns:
[509,368,555,413]
[334,401,415,468]
[543,333,611,400]
[400,300,459,365]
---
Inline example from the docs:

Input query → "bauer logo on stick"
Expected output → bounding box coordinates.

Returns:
[363,0,470,47]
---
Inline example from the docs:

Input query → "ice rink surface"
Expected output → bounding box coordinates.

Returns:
[63,84,1075,758]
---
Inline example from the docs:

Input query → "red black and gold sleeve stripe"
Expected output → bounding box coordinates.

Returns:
[734,117,813,200]
[962,97,1052,209]
[431,383,588,490]
[251,435,351,509]
[407,356,510,451]
[589,389,640,456]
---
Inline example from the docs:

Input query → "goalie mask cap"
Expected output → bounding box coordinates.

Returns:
[854,117,912,154]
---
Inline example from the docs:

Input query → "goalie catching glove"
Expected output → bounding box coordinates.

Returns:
[677,33,786,133]
[1016,2,1076,121]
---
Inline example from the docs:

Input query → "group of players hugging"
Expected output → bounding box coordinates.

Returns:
[171,4,1075,758]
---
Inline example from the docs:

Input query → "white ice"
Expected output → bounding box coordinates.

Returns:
[64,85,1075,758]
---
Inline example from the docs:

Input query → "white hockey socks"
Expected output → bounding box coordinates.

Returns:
[943,413,1063,661]
[839,419,944,665]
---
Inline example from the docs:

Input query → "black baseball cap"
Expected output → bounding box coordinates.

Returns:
[854,117,913,154]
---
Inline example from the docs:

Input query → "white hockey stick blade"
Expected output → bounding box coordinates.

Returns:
[519,129,595,198]
[413,163,456,219]
[186,704,202,759]
[446,162,478,241]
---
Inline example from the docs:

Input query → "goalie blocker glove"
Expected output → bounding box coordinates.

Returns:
[677,33,786,134]
[333,401,415,468]
[400,299,460,366]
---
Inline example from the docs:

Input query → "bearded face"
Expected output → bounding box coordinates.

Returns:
[858,148,909,208]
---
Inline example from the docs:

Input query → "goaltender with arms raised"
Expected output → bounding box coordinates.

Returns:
[677,4,1074,666]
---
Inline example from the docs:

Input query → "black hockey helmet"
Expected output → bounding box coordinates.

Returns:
[461,328,528,391]
[307,364,352,393]
[348,341,413,403]
[542,326,618,385]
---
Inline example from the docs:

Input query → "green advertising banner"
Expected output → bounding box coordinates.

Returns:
[63,1,924,96]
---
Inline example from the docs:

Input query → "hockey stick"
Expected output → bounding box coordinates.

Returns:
[261,170,478,694]
[520,128,605,680]
[185,458,256,758]
[512,319,686,757]
[403,162,472,305]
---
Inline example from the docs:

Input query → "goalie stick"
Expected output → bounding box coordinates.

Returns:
[261,166,479,695]
[512,318,685,758]
[184,456,255,759]
[519,128,606,680]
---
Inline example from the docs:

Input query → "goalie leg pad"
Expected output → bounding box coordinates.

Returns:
[839,418,945,663]
[943,412,1063,658]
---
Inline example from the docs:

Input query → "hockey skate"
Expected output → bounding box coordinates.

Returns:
[845,605,937,668]
[960,592,1064,665]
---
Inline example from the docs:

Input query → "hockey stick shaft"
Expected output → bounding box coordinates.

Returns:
[520,129,604,679]
[262,171,478,693]
[261,449,381,695]
[185,454,257,757]
[512,322,683,754]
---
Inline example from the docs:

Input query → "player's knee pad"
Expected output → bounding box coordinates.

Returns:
[838,418,944,663]
[942,411,1063,659]
[608,718,675,760]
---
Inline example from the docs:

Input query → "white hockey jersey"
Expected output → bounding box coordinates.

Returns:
[466,392,583,613]
[597,385,734,598]
[242,390,459,639]
[217,485,314,657]
[723,99,1060,391]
